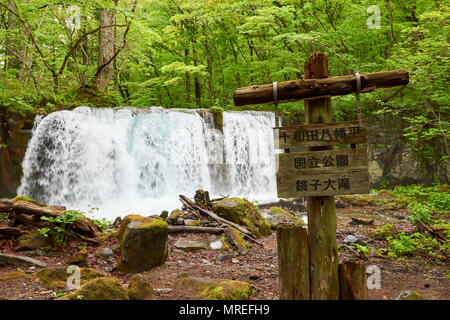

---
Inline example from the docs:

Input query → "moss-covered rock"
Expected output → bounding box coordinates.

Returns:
[341,195,375,207]
[264,207,306,229]
[35,267,106,290]
[223,227,249,254]
[127,274,154,300]
[56,277,128,300]
[210,106,223,131]
[181,276,255,300]
[68,249,88,266]
[168,209,184,224]
[395,290,422,300]
[370,223,394,240]
[15,230,49,251]
[212,198,272,236]
[184,219,200,226]
[117,218,168,273]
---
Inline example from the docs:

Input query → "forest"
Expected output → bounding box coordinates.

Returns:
[0,0,448,304]
[0,0,448,164]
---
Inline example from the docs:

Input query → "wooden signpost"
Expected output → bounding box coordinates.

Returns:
[233,51,409,300]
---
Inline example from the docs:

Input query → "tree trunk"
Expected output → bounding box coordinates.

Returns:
[6,0,19,71]
[96,5,116,92]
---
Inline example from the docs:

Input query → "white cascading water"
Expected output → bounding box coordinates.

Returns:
[17,107,278,220]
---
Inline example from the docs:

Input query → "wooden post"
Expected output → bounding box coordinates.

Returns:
[276,223,309,300]
[339,260,368,300]
[304,51,340,300]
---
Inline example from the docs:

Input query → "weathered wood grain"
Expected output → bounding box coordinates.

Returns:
[277,169,370,198]
[234,69,409,106]
[277,223,310,300]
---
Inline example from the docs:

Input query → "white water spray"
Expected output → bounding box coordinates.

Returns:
[18,107,278,220]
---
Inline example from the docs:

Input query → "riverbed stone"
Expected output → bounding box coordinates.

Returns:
[174,238,210,251]
[212,198,272,236]
[117,218,168,273]
[35,267,106,290]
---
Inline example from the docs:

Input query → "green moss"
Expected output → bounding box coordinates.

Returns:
[212,198,272,237]
[210,106,223,130]
[370,223,394,240]
[269,206,291,216]
[56,277,128,300]
[0,270,29,281]
[35,267,106,289]
[138,218,168,233]
[118,214,147,241]
[13,196,45,207]
[198,280,255,300]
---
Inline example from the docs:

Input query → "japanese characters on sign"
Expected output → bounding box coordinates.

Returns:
[275,120,366,149]
[274,122,370,197]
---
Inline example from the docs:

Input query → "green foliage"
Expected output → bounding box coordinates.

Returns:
[350,243,372,257]
[38,210,84,247]
[0,215,8,222]
[383,232,448,258]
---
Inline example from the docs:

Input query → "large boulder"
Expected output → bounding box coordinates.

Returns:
[117,215,168,273]
[56,277,128,300]
[211,198,272,236]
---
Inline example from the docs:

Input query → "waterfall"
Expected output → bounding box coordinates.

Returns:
[18,107,278,220]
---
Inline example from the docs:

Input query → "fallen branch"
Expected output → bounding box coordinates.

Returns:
[167,225,225,234]
[417,218,447,242]
[0,227,26,238]
[179,195,264,247]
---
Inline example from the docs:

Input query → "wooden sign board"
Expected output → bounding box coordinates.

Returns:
[276,148,370,197]
[274,120,366,149]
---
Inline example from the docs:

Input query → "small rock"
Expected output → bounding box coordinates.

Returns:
[249,274,260,280]
[395,290,422,300]
[68,249,88,266]
[231,258,239,264]
[201,259,212,265]
[112,216,123,228]
[394,213,405,220]
[424,283,430,288]
[155,288,173,294]
[99,247,114,260]
[160,211,169,219]
[127,274,154,300]
[104,266,114,272]
[343,235,367,246]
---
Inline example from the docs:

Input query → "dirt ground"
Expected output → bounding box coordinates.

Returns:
[0,202,448,300]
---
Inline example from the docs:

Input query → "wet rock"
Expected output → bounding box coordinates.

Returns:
[127,274,154,300]
[0,253,47,268]
[56,277,128,300]
[117,216,168,273]
[395,290,422,300]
